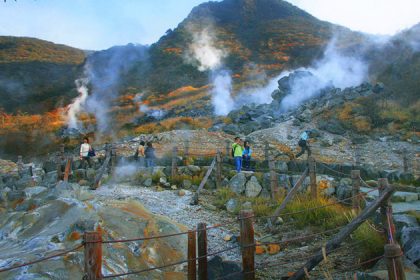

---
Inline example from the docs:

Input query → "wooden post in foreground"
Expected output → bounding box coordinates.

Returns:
[239,210,255,280]
[384,243,406,280]
[172,146,178,178]
[188,230,197,280]
[215,150,222,189]
[351,170,361,210]
[63,158,72,182]
[289,185,395,280]
[83,231,102,280]
[269,158,279,200]
[402,149,408,173]
[197,223,207,280]
[308,156,317,199]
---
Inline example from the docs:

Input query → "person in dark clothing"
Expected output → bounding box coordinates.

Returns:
[242,141,252,170]
[296,130,312,158]
[145,142,156,167]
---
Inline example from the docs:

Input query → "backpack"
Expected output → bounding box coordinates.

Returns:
[88,147,96,157]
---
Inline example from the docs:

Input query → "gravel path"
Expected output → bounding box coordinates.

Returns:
[96,183,242,262]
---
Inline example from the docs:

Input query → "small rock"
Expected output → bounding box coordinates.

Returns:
[202,203,217,211]
[226,198,239,213]
[159,177,167,184]
[242,201,252,210]
[143,178,152,187]
[171,185,177,190]
[178,189,186,196]
[224,235,232,241]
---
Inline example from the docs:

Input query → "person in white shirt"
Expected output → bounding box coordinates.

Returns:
[80,137,92,168]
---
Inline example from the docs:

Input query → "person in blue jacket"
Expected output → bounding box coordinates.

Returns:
[296,130,312,158]
[242,141,252,170]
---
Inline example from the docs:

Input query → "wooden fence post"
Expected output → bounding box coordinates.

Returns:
[60,144,65,161]
[172,146,178,178]
[197,223,207,280]
[63,158,72,182]
[269,158,279,200]
[83,231,102,280]
[17,155,24,176]
[216,150,222,189]
[402,149,408,173]
[264,142,269,163]
[111,144,117,172]
[188,230,197,280]
[184,140,190,165]
[225,140,230,158]
[308,156,317,199]
[351,170,361,210]
[56,152,63,182]
[239,210,255,280]
[384,244,406,280]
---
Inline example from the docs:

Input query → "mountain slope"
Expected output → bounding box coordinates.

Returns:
[0,36,85,113]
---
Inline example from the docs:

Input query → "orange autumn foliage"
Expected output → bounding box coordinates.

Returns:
[68,231,82,241]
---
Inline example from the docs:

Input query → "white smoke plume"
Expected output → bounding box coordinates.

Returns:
[185,27,227,71]
[280,39,368,110]
[211,71,234,116]
[185,26,234,115]
[67,77,89,129]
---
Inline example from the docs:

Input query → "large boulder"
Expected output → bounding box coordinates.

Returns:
[229,173,247,194]
[401,226,420,267]
[336,184,352,201]
[245,176,262,198]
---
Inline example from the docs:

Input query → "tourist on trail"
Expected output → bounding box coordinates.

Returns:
[242,141,252,171]
[80,137,92,168]
[136,141,146,167]
[232,137,244,172]
[145,142,156,168]
[295,130,312,158]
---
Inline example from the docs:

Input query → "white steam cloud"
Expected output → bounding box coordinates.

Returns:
[211,71,234,116]
[185,27,227,71]
[185,26,234,116]
[67,78,89,129]
[280,39,368,110]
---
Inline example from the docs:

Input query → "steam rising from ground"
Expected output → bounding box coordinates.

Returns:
[185,25,233,115]
[211,71,234,115]
[67,78,89,129]
[185,27,227,71]
[280,39,367,110]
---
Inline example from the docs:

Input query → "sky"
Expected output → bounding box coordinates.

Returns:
[0,0,419,50]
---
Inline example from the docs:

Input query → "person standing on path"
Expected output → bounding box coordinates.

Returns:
[296,130,312,158]
[232,137,244,172]
[242,141,252,171]
[137,141,146,167]
[145,142,156,168]
[79,137,92,169]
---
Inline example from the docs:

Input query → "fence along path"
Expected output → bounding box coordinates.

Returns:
[6,140,409,279]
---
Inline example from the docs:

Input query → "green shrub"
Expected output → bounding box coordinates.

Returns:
[214,187,236,209]
[351,220,385,262]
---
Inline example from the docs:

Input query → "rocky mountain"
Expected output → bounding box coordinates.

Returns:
[0,36,85,114]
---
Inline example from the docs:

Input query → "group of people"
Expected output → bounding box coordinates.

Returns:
[135,141,156,167]
[231,130,313,172]
[80,130,313,172]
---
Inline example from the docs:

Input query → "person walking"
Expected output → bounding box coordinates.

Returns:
[296,130,312,158]
[80,137,92,169]
[242,141,252,171]
[145,142,156,168]
[232,137,244,172]
[136,141,146,167]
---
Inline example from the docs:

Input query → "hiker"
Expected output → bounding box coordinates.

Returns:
[296,130,312,158]
[232,137,244,172]
[242,141,252,171]
[145,142,156,168]
[79,137,92,168]
[135,141,146,167]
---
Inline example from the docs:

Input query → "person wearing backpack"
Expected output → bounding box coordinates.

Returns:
[296,130,312,158]
[242,141,252,171]
[232,137,244,172]
[79,137,92,169]
[145,142,156,168]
